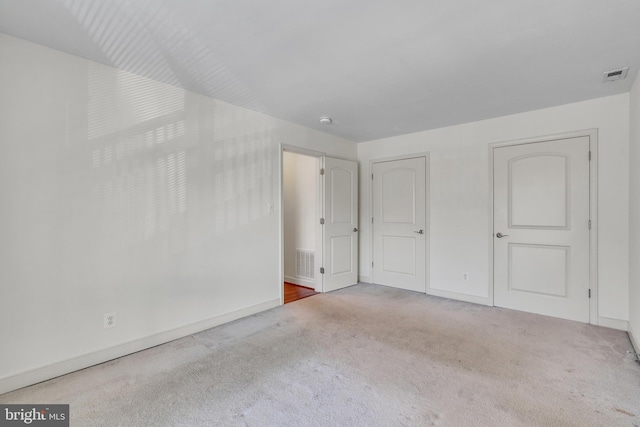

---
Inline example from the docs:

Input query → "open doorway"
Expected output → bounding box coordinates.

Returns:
[283,150,320,304]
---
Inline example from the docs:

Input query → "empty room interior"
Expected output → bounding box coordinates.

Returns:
[1,1,640,425]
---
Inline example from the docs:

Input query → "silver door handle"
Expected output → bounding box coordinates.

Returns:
[353,227,358,232]
[414,229,424,234]
[496,232,509,238]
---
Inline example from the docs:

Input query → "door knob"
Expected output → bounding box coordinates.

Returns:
[353,227,358,232]
[414,229,424,234]
[496,232,509,238]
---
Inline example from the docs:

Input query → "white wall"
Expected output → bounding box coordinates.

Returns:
[358,94,630,326]
[629,69,640,351]
[283,152,317,286]
[0,33,356,393]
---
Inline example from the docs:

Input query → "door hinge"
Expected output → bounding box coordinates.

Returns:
[588,219,591,230]
[320,168,325,175]
[588,289,591,298]
[320,267,325,274]
[588,151,591,161]
[371,173,374,180]
[320,218,325,225]
[372,217,374,224]
[372,261,374,268]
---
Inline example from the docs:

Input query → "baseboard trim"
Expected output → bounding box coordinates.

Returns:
[358,276,371,284]
[0,298,280,395]
[428,288,491,306]
[284,276,314,288]
[628,322,639,356]
[597,316,628,331]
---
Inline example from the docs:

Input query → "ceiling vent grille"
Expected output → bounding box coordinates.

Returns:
[603,67,628,82]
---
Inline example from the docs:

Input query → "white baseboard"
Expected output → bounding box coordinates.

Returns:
[428,288,492,306]
[284,275,314,288]
[0,298,280,396]
[597,316,628,331]
[628,322,639,355]
[358,276,371,284]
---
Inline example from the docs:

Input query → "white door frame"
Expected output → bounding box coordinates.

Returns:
[369,153,430,293]
[279,144,325,305]
[488,129,598,325]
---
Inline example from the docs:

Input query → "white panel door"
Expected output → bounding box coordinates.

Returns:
[323,157,358,292]
[372,157,426,292]
[493,136,590,322]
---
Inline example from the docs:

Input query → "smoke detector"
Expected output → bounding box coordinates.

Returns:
[603,67,628,82]
[319,117,332,125]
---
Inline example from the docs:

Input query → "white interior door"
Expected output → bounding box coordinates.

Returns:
[322,157,358,292]
[493,136,590,322]
[372,157,427,293]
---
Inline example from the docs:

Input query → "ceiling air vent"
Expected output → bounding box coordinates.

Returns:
[603,67,628,82]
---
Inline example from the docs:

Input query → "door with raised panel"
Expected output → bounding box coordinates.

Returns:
[322,157,358,292]
[372,157,427,292]
[493,136,590,322]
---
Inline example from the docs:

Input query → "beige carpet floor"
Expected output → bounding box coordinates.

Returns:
[1,284,639,426]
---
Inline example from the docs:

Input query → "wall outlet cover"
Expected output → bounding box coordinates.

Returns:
[104,312,117,329]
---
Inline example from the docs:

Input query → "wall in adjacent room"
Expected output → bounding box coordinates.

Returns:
[283,152,318,287]
[0,33,356,393]
[358,94,630,329]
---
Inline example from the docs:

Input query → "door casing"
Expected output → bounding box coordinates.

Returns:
[488,129,598,325]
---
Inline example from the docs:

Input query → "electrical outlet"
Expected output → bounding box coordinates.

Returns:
[463,272,469,281]
[104,312,117,329]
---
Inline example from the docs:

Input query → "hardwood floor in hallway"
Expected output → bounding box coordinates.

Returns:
[284,282,318,304]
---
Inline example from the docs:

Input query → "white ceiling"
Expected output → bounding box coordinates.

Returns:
[1,0,639,142]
